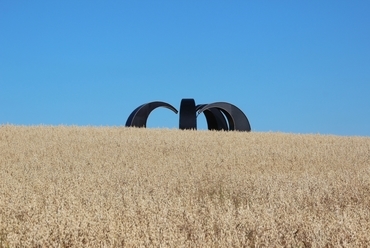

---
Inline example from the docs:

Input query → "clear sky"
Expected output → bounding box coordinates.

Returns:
[1,1,369,136]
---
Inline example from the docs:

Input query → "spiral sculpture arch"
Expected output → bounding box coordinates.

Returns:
[126,98,251,132]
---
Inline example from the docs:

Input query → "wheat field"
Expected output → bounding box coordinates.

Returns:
[0,125,369,247]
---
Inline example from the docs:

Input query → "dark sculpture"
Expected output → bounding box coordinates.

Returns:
[125,101,178,128]
[197,102,251,132]
[126,98,251,132]
[196,104,228,131]
[179,99,197,130]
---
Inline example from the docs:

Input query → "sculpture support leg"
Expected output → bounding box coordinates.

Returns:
[179,99,197,130]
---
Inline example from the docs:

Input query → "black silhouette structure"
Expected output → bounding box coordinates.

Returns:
[125,101,178,128]
[197,102,251,132]
[126,98,251,132]
[196,104,228,131]
[179,99,197,130]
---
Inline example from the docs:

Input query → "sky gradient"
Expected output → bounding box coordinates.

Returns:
[1,1,369,136]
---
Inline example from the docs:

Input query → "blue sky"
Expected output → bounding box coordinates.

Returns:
[1,1,369,136]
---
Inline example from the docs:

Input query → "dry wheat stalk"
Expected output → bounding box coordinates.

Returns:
[0,125,369,247]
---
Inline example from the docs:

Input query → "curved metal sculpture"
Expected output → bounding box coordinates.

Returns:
[196,104,228,131]
[126,98,251,132]
[179,98,197,130]
[197,102,251,132]
[125,101,178,128]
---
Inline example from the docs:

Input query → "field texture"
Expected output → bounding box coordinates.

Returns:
[0,125,369,247]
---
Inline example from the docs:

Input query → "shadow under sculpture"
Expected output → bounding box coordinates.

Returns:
[126,98,251,132]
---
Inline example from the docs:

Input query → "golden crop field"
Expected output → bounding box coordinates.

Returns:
[0,125,369,247]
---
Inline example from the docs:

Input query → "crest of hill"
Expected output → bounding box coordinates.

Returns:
[1,125,369,246]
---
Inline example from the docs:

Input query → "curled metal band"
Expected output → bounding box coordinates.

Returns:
[196,102,251,132]
[125,101,178,128]
[126,99,251,132]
